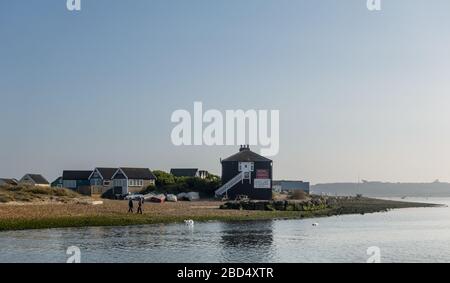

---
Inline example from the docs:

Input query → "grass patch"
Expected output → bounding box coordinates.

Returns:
[0,197,440,232]
[0,185,80,203]
[0,192,14,203]
[0,210,321,231]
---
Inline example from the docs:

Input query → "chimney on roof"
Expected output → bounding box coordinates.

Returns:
[239,145,250,152]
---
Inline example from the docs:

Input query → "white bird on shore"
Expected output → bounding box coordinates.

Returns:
[184,219,194,227]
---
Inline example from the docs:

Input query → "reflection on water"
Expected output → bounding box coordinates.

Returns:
[221,221,273,248]
[1,198,450,263]
[220,221,274,262]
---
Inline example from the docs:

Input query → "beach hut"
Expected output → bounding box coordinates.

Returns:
[0,178,18,186]
[215,145,273,200]
[19,174,50,187]
[62,170,92,192]
[111,168,156,195]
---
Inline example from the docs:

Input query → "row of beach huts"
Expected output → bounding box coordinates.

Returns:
[0,168,210,197]
[1,146,310,201]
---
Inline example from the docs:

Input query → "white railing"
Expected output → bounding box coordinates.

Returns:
[215,172,244,197]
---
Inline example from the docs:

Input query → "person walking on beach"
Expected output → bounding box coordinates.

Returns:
[128,199,134,213]
[137,198,143,214]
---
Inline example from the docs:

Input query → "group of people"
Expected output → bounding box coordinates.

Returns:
[128,198,143,214]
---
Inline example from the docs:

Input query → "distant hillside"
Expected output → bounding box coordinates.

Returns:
[311,181,450,197]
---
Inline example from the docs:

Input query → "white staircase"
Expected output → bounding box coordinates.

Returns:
[215,172,244,197]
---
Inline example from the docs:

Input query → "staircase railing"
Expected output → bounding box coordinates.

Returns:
[215,172,244,197]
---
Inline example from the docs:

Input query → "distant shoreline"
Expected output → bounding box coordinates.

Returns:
[0,198,440,232]
[312,182,450,197]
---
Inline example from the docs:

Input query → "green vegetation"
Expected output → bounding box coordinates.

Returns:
[0,197,440,231]
[140,170,221,197]
[222,198,328,212]
[221,196,439,214]
[0,185,80,203]
[0,210,317,231]
[290,190,308,200]
[328,197,438,215]
[0,184,441,232]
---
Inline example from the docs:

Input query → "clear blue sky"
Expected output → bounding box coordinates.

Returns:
[1,0,450,184]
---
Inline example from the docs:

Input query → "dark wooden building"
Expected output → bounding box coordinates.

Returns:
[216,145,273,200]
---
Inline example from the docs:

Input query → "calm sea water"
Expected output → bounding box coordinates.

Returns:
[1,198,450,263]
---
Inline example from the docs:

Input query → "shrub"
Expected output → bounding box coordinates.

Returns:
[101,188,115,199]
[54,188,78,197]
[0,192,14,203]
[290,190,308,200]
[140,185,157,195]
[0,185,80,203]
[153,170,176,187]
[137,170,222,198]
[3,185,21,192]
[23,186,53,195]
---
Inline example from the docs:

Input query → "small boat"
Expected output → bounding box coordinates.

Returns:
[143,193,155,201]
[177,192,200,201]
[177,192,187,200]
[166,194,178,202]
[312,223,319,227]
[186,192,200,201]
[150,194,166,203]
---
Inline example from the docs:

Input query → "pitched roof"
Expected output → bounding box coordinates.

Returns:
[117,168,156,180]
[63,170,93,180]
[222,146,272,162]
[170,168,198,177]
[94,168,118,180]
[0,178,18,186]
[52,177,62,184]
[25,174,49,185]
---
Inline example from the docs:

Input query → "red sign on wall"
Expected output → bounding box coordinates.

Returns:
[256,169,269,179]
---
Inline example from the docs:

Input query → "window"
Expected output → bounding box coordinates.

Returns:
[114,179,127,187]
[239,162,254,172]
[128,180,142,187]
[63,180,77,189]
